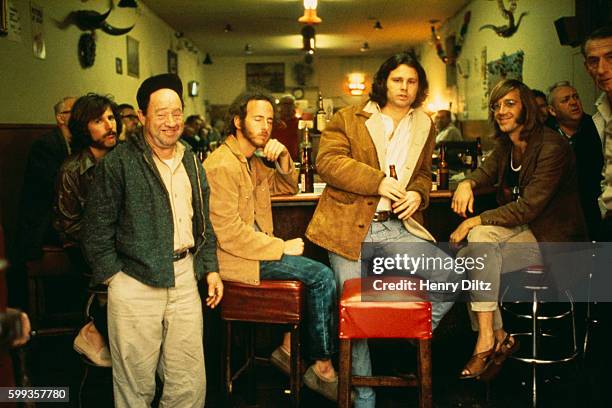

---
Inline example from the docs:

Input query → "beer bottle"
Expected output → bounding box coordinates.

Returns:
[300,127,314,193]
[437,143,449,190]
[474,137,483,167]
[315,92,326,133]
[389,164,398,180]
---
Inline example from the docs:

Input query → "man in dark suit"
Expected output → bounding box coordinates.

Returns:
[546,81,604,240]
[17,96,75,260]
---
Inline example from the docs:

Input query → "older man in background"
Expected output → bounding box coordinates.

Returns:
[547,81,603,240]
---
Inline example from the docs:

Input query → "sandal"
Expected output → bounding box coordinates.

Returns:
[493,334,520,365]
[459,341,497,379]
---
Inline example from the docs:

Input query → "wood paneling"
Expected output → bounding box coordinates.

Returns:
[0,124,55,255]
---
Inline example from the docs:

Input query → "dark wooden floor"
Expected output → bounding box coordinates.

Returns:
[20,302,611,408]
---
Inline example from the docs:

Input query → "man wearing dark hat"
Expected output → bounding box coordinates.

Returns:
[81,73,223,407]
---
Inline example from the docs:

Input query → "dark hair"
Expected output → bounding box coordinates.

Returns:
[185,114,204,127]
[531,89,546,100]
[369,52,429,109]
[69,93,121,152]
[117,103,134,112]
[227,90,276,136]
[488,79,541,141]
[581,24,612,56]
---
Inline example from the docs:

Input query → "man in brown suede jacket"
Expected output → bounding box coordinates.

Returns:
[307,52,458,407]
[450,79,586,380]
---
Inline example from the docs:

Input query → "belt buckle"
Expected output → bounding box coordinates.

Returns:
[373,211,390,222]
[172,249,189,262]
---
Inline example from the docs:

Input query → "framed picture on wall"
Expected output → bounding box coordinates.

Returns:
[115,57,123,74]
[167,50,178,74]
[246,63,285,93]
[126,36,139,78]
[0,0,8,35]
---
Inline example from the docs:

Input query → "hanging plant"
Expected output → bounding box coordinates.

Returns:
[431,11,471,65]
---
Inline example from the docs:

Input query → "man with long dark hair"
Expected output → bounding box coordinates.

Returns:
[54,93,120,366]
[451,79,586,379]
[307,52,457,407]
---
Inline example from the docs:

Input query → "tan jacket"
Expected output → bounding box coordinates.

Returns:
[307,102,436,261]
[203,135,298,285]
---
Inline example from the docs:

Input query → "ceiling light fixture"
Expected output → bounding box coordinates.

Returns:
[301,25,316,54]
[298,0,322,24]
[118,0,138,8]
[244,44,253,55]
[374,20,383,30]
[203,53,212,65]
[360,42,370,52]
[224,24,232,33]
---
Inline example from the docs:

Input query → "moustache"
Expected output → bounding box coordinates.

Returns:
[104,131,117,138]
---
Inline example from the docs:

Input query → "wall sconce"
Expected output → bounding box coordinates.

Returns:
[301,25,316,54]
[347,72,366,96]
[373,20,383,30]
[298,0,322,24]
[360,42,369,52]
[244,44,253,55]
[224,24,232,32]
[203,53,212,65]
[188,81,199,97]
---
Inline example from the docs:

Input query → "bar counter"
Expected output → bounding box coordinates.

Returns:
[271,187,497,265]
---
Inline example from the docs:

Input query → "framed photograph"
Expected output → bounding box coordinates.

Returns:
[115,57,123,74]
[1,0,9,35]
[167,50,178,74]
[246,63,285,93]
[126,35,139,78]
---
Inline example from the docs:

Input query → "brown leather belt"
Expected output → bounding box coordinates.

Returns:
[172,249,191,262]
[372,211,396,222]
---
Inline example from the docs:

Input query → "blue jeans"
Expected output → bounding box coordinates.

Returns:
[260,255,337,360]
[329,218,459,408]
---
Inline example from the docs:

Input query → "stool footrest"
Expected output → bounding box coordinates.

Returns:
[352,375,418,388]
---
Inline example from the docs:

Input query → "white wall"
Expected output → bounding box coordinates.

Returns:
[201,54,387,111]
[0,0,207,124]
[418,0,599,120]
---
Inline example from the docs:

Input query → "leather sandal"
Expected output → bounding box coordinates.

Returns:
[459,341,496,380]
[493,333,520,364]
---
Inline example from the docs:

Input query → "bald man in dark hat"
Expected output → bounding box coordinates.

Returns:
[82,73,222,407]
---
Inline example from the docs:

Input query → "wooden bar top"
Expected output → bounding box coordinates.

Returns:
[271,186,496,203]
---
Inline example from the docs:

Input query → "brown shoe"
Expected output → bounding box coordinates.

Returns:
[73,326,111,367]
[303,365,338,402]
[493,334,520,364]
[270,346,290,376]
[459,341,496,380]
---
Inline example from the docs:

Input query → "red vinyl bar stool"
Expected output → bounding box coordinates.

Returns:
[221,280,305,407]
[338,277,433,408]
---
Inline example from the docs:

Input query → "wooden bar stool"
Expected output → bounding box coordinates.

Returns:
[338,277,433,408]
[26,245,82,337]
[221,279,305,407]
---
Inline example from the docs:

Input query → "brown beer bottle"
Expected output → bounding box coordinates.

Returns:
[315,92,326,133]
[300,127,314,193]
[389,164,398,180]
[474,137,483,169]
[438,143,449,190]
